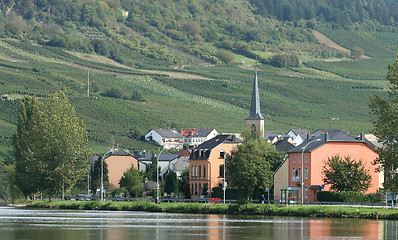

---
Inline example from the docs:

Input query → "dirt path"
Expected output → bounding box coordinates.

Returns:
[312,30,371,59]
[312,30,351,54]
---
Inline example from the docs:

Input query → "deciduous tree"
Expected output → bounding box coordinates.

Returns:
[119,166,143,197]
[226,130,284,202]
[322,155,371,192]
[370,56,398,192]
[164,170,178,195]
[13,92,91,200]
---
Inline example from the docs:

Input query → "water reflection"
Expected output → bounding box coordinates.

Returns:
[0,206,397,240]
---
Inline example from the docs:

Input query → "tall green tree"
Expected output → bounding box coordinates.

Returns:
[370,56,398,192]
[322,155,372,192]
[13,91,91,200]
[164,170,178,195]
[226,129,284,202]
[178,168,190,198]
[119,166,143,197]
[13,96,42,199]
[91,155,109,194]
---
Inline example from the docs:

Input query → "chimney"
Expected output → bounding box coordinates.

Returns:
[361,132,365,142]
[307,132,311,140]
[325,132,329,142]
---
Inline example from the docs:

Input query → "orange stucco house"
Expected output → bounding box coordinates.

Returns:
[189,134,241,199]
[104,150,139,188]
[275,130,381,202]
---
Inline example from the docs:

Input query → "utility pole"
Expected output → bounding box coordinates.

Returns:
[87,70,90,97]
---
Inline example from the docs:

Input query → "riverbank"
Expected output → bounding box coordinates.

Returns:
[12,199,398,220]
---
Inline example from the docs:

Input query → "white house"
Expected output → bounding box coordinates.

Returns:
[181,129,219,147]
[145,129,184,149]
[286,129,308,146]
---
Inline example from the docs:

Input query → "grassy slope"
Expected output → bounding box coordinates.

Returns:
[0,26,396,158]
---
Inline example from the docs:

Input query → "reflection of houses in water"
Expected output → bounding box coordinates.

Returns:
[272,218,386,240]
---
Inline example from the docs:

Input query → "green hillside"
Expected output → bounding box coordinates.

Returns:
[0,0,398,199]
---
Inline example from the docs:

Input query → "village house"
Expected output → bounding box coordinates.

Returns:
[181,128,219,147]
[189,134,241,199]
[273,130,382,202]
[103,150,140,188]
[144,129,184,149]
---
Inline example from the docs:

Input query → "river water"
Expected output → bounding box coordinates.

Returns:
[0,206,397,240]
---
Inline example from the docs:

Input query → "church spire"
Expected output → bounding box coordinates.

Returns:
[246,70,264,120]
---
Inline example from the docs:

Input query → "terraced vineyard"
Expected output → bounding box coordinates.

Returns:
[0,26,397,160]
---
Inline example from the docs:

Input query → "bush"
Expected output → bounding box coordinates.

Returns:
[101,88,124,99]
[270,53,300,68]
[317,191,382,202]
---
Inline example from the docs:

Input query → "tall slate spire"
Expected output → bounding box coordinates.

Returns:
[246,71,264,120]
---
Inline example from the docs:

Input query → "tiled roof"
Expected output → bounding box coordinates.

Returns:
[190,134,241,160]
[288,130,363,153]
[153,129,184,138]
[193,129,217,137]
[180,129,198,137]
[274,139,295,152]
[134,152,178,162]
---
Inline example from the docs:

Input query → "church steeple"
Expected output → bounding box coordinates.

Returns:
[245,70,265,136]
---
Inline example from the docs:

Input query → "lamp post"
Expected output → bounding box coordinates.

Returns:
[157,149,166,204]
[101,150,112,201]
[301,138,321,205]
[223,153,226,204]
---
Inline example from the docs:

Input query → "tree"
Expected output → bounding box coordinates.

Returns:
[226,129,284,202]
[369,56,398,192]
[13,92,91,200]
[322,155,372,192]
[13,96,42,199]
[91,155,109,193]
[350,46,364,58]
[119,166,143,197]
[146,154,160,182]
[164,170,178,195]
[178,168,190,199]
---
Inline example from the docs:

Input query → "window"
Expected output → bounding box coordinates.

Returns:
[305,153,308,163]
[299,154,302,163]
[191,183,194,195]
[198,166,201,178]
[219,164,224,177]
[304,185,308,199]
[195,165,197,177]
[199,183,202,195]
[195,183,197,195]
[220,150,225,158]
[304,167,308,179]
[203,165,206,178]
[191,166,194,178]
[298,167,301,180]
[292,154,295,163]
[292,167,296,179]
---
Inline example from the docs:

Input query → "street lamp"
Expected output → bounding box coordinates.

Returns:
[223,152,226,204]
[101,150,112,201]
[157,149,166,204]
[301,138,321,205]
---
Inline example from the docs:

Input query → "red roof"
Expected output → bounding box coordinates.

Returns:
[180,129,198,137]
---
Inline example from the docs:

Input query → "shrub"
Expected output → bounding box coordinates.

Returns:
[101,88,124,99]
[317,191,381,202]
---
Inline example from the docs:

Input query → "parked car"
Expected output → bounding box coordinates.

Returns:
[76,194,90,201]
[110,195,123,201]
[64,195,73,200]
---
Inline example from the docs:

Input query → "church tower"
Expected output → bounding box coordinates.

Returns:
[245,71,264,137]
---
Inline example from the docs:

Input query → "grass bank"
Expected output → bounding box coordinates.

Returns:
[17,200,398,220]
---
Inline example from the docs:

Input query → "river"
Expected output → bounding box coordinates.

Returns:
[0,206,397,239]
